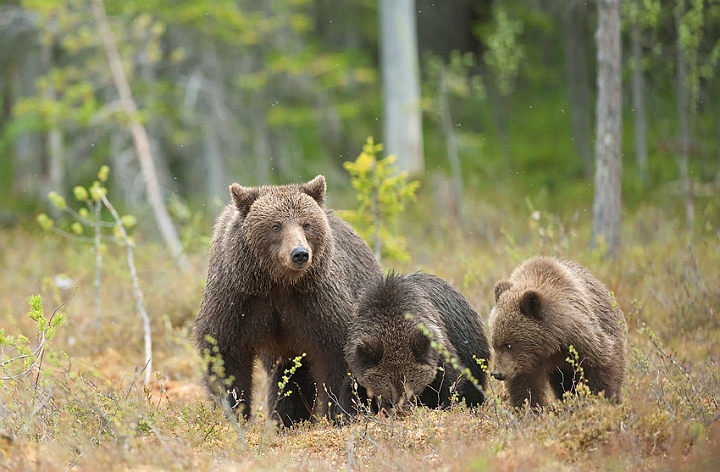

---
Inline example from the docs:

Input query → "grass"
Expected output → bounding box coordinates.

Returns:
[1,193,719,471]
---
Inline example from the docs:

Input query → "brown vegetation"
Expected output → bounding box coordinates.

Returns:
[1,201,719,470]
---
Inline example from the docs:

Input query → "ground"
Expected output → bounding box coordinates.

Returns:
[0,200,718,471]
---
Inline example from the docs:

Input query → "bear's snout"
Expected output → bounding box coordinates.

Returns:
[291,246,310,265]
[491,371,505,381]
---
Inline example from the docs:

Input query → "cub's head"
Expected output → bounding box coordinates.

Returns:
[229,175,329,283]
[346,274,440,410]
[489,279,552,382]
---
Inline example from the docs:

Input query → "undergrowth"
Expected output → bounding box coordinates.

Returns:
[0,198,719,470]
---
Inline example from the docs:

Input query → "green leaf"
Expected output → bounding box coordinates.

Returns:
[98,165,110,182]
[37,213,55,231]
[48,191,67,210]
[73,186,89,201]
[120,215,137,229]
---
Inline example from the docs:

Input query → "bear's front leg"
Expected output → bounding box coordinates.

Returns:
[267,359,316,427]
[506,374,547,408]
[200,337,255,421]
[221,356,254,420]
[313,360,354,424]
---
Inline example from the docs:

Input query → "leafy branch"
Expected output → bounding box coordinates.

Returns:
[340,137,420,263]
[1,295,67,384]
[37,165,153,386]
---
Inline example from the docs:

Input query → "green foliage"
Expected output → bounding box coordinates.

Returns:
[37,166,135,245]
[675,0,720,115]
[0,294,66,381]
[480,6,525,96]
[564,344,591,398]
[423,51,487,116]
[340,137,420,263]
[201,334,233,389]
[277,353,306,398]
[412,316,488,403]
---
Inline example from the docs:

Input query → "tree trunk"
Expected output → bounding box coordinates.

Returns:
[631,4,649,187]
[41,32,65,198]
[591,0,623,258]
[715,94,720,186]
[91,0,188,271]
[200,43,228,204]
[564,0,593,177]
[675,2,695,231]
[379,0,424,175]
[438,64,464,225]
[252,96,272,185]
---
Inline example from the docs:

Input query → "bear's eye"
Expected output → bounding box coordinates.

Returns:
[503,343,512,351]
[271,224,282,232]
[302,223,311,231]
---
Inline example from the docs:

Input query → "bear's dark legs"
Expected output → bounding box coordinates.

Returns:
[548,368,577,400]
[583,365,622,403]
[457,377,486,407]
[268,360,316,427]
[418,367,453,409]
[313,361,354,424]
[507,374,547,408]
[213,358,254,420]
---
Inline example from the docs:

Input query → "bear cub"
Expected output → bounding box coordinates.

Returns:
[346,272,490,411]
[193,175,382,426]
[489,256,626,407]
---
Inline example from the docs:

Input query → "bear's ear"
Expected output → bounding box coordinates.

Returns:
[229,183,260,217]
[356,338,383,367]
[301,175,326,206]
[494,280,513,302]
[519,290,542,319]
[410,328,432,364]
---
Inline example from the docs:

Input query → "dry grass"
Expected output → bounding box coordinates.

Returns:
[1,200,719,471]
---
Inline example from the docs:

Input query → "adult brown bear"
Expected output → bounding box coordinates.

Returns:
[193,175,382,426]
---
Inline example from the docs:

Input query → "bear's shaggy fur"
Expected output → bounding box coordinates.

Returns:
[346,272,490,411]
[489,256,626,407]
[193,175,382,426]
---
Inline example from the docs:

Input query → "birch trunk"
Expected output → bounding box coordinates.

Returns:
[91,0,188,270]
[631,3,648,186]
[379,0,424,175]
[564,0,593,177]
[591,0,623,257]
[675,2,695,231]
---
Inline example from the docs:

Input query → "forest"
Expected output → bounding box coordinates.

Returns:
[1,0,719,470]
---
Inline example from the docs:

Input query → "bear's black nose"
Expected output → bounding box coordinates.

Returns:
[491,372,504,381]
[291,247,309,264]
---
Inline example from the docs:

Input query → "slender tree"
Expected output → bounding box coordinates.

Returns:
[91,0,188,270]
[592,0,623,257]
[564,0,593,178]
[629,0,649,186]
[676,0,694,231]
[378,0,424,175]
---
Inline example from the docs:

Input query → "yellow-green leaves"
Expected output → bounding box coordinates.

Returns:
[340,136,420,262]
[98,165,109,183]
[73,186,89,202]
[48,191,67,210]
[37,213,54,231]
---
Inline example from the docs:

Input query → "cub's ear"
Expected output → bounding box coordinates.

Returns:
[229,183,259,217]
[410,328,432,364]
[302,175,326,206]
[494,280,513,303]
[355,338,383,367]
[519,290,542,319]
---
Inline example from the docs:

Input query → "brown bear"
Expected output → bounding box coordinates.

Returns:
[346,272,490,412]
[193,175,382,426]
[489,256,626,408]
